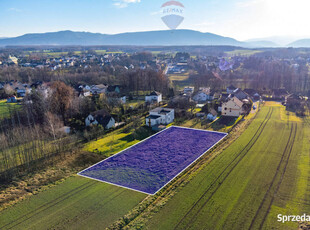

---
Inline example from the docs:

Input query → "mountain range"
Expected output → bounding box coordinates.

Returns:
[0,30,309,48]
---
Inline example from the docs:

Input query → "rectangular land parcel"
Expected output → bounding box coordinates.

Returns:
[78,126,227,194]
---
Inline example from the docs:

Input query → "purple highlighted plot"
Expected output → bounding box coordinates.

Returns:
[78,126,227,195]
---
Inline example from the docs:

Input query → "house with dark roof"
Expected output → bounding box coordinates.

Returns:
[7,95,17,103]
[244,89,261,101]
[230,88,249,101]
[146,107,174,127]
[145,91,162,104]
[192,87,213,102]
[222,97,244,117]
[85,109,115,129]
[272,88,289,100]
[227,85,237,94]
[107,85,121,94]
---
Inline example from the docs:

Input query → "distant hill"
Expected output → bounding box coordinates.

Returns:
[246,40,279,48]
[246,36,306,47]
[288,39,310,47]
[0,30,248,47]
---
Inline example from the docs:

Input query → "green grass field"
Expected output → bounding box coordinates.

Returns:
[0,177,146,230]
[0,100,20,119]
[1,103,309,230]
[225,49,263,56]
[168,73,190,82]
[132,103,309,230]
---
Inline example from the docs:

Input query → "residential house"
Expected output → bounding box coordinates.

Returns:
[85,109,115,129]
[79,91,91,98]
[145,91,162,104]
[7,95,17,103]
[230,88,249,101]
[16,84,31,97]
[244,89,261,101]
[192,87,213,102]
[145,107,175,127]
[222,97,244,117]
[207,109,218,121]
[8,55,18,65]
[108,95,127,104]
[227,85,237,94]
[107,85,121,94]
[285,94,304,112]
[272,88,289,101]
[90,84,108,95]
[183,86,195,96]
[78,85,91,97]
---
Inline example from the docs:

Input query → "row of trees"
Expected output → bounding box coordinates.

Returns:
[190,56,310,95]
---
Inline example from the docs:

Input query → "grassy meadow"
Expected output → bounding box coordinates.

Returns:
[0,100,20,119]
[0,177,146,230]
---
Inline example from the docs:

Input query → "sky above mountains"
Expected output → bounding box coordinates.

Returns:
[1,0,309,41]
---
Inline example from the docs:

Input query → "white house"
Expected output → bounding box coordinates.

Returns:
[85,109,115,129]
[146,107,174,127]
[90,84,108,95]
[222,97,244,117]
[120,95,126,104]
[79,91,91,98]
[193,88,213,102]
[145,91,162,104]
[183,86,195,96]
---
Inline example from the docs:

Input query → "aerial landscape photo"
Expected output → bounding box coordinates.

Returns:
[0,0,310,229]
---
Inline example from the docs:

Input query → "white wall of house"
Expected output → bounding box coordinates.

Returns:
[193,92,213,102]
[106,118,116,129]
[207,113,217,121]
[85,115,115,129]
[146,108,175,127]
[120,96,126,104]
[145,117,161,127]
[85,114,96,127]
[145,94,162,103]
[222,97,243,117]
[149,110,174,125]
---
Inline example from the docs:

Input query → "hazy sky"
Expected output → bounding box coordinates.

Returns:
[0,0,309,41]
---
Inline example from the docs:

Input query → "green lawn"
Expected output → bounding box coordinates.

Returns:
[168,73,190,82]
[0,100,20,119]
[83,125,154,158]
[0,177,146,230]
[126,103,310,230]
[225,49,263,56]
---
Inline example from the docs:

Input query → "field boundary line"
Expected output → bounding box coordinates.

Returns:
[78,126,228,195]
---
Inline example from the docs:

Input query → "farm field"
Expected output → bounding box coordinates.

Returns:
[132,103,310,230]
[225,49,263,56]
[0,176,146,230]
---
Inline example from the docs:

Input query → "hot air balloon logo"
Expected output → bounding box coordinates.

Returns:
[161,1,185,30]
